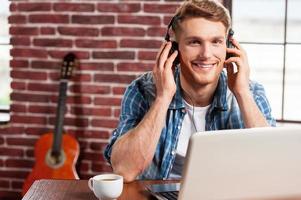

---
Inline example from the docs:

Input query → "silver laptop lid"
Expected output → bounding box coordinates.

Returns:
[179,127,301,200]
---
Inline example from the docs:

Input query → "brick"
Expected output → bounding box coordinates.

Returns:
[66,96,92,105]
[0,147,24,157]
[72,73,92,82]
[54,3,94,12]
[118,15,160,25]
[8,15,26,24]
[11,92,51,103]
[33,38,73,47]
[79,162,89,172]
[0,126,25,135]
[10,3,17,12]
[40,27,56,35]
[28,83,58,92]
[10,37,30,46]
[92,51,134,60]
[5,159,35,168]
[147,27,167,37]
[163,15,174,25]
[70,84,110,94]
[11,70,47,80]
[10,60,29,68]
[31,60,60,70]
[6,138,36,147]
[75,39,117,49]
[11,115,47,125]
[28,105,56,114]
[0,159,3,166]
[71,106,112,117]
[73,130,110,139]
[94,74,136,84]
[101,27,145,37]
[10,27,38,35]
[25,127,50,136]
[120,39,161,49]
[49,117,89,127]
[18,3,51,12]
[82,152,106,162]
[112,86,126,95]
[10,48,48,58]
[143,3,178,13]
[91,119,118,128]
[97,3,140,13]
[138,51,157,60]
[0,180,9,188]
[12,181,23,190]
[72,15,114,24]
[58,27,99,37]
[79,62,114,71]
[117,62,153,72]
[114,108,121,117]
[11,81,26,90]
[91,163,113,173]
[0,170,28,179]
[0,137,4,145]
[26,149,34,158]
[90,142,107,151]
[48,50,90,60]
[0,191,21,200]
[10,104,26,113]
[94,97,122,106]
[29,14,69,23]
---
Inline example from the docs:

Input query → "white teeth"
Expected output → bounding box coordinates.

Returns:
[194,63,215,68]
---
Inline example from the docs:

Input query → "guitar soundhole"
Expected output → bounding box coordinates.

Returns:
[45,149,66,169]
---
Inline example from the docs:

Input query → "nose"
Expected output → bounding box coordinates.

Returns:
[199,43,212,59]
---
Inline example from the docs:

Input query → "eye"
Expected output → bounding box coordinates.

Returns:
[188,39,201,46]
[212,39,223,45]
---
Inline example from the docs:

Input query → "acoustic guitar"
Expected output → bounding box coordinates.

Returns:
[22,53,80,195]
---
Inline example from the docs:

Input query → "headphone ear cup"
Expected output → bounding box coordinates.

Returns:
[171,41,180,65]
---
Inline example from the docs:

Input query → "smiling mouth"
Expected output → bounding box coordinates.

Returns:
[192,62,217,69]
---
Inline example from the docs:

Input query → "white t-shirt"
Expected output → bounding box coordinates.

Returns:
[176,100,210,157]
[169,100,210,178]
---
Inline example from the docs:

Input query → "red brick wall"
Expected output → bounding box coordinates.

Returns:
[0,0,223,199]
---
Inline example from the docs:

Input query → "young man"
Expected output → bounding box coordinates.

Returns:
[104,0,276,182]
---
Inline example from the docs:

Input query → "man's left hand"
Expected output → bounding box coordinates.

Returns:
[224,38,250,96]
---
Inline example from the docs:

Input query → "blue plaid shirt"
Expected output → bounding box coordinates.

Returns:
[104,67,276,180]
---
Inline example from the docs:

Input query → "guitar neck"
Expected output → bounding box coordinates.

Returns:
[52,80,68,156]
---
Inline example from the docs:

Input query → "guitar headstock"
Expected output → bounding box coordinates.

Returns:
[61,53,77,79]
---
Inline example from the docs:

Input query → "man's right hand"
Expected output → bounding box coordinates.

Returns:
[153,41,179,102]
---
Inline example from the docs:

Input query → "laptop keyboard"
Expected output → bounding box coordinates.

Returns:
[159,191,179,200]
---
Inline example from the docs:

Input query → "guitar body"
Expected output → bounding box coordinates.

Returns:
[22,133,79,195]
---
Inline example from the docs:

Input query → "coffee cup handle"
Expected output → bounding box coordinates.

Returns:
[88,178,94,191]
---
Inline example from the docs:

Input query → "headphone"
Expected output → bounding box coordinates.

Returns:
[164,15,235,65]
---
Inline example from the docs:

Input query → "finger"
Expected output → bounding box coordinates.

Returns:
[226,47,242,57]
[225,57,242,65]
[165,50,178,70]
[226,62,234,75]
[158,42,172,69]
[230,38,243,50]
[156,41,168,61]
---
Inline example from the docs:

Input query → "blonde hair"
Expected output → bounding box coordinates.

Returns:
[172,0,231,34]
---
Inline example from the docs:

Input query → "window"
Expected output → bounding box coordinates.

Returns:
[228,0,301,122]
[0,0,11,123]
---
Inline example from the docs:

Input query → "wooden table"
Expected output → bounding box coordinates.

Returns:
[22,179,179,200]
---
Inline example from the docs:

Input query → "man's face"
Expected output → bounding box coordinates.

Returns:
[177,17,227,88]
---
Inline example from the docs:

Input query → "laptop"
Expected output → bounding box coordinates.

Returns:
[147,127,301,200]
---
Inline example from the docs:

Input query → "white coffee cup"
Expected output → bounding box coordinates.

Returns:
[88,174,123,200]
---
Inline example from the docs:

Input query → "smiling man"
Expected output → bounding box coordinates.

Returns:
[104,0,276,182]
